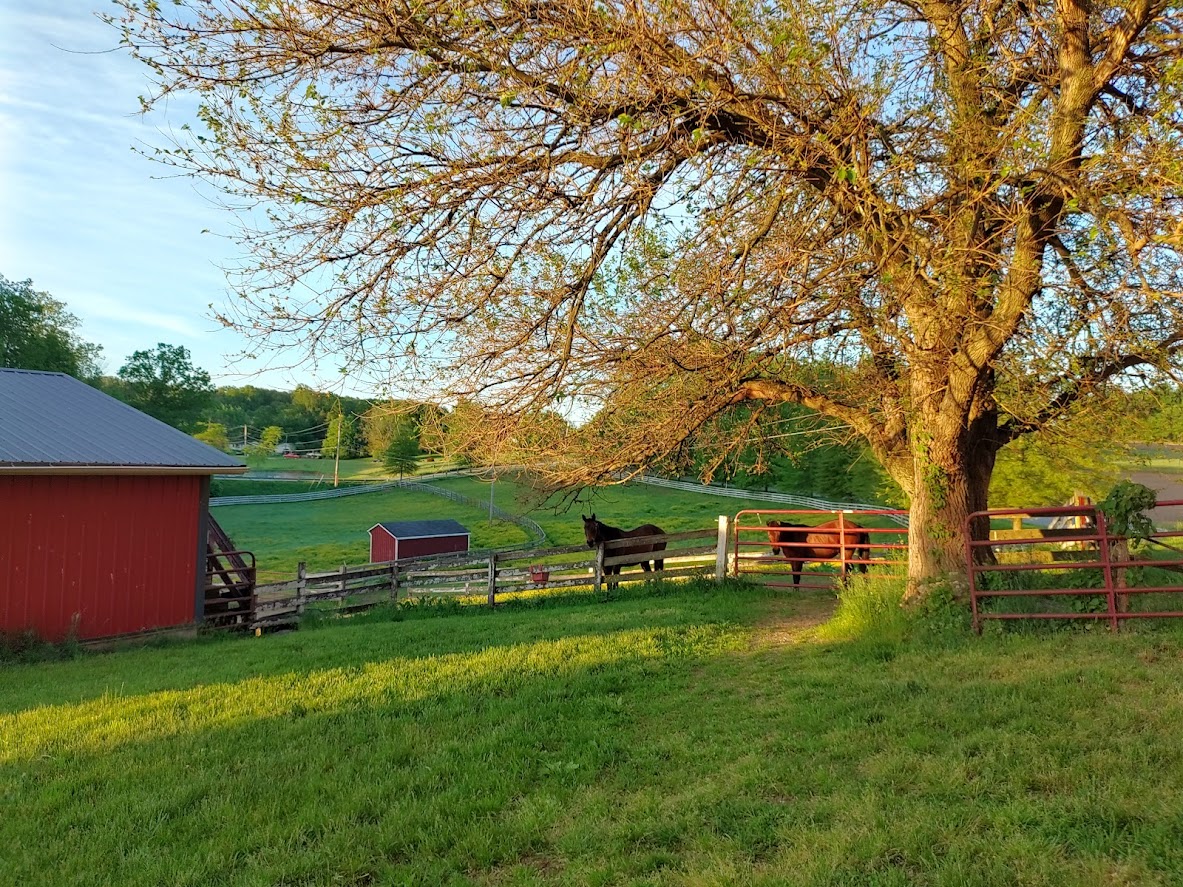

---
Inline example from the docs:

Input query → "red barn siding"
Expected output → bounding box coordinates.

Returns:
[397,536,468,559]
[368,528,468,563]
[369,528,397,564]
[0,474,203,641]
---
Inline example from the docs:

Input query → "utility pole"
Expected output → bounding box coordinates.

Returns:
[333,417,342,488]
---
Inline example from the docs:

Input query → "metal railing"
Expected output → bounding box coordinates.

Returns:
[732,508,910,589]
[968,501,1183,632]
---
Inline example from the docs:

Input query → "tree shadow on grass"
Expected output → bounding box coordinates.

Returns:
[5,614,1183,887]
[0,581,777,714]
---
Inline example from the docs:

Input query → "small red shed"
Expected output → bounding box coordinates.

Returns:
[369,519,470,563]
[0,369,246,642]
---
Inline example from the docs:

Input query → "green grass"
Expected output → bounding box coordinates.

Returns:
[4,582,1183,886]
[213,473,907,581]
[431,474,902,547]
[239,455,461,479]
[212,489,530,577]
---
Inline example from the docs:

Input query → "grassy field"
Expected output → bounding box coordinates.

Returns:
[211,474,901,579]
[4,582,1183,886]
[223,455,462,480]
[430,474,903,547]
[212,487,532,578]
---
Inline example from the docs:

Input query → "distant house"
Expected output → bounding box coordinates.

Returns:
[369,519,470,563]
[0,369,247,642]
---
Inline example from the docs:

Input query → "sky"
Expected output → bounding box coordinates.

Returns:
[0,2,368,396]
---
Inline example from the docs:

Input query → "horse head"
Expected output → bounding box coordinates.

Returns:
[582,513,600,548]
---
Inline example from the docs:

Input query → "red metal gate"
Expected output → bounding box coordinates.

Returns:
[968,501,1183,632]
[732,509,909,588]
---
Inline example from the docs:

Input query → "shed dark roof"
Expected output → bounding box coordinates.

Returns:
[370,519,470,539]
[0,368,246,474]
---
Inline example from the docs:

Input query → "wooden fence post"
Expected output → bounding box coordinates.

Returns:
[487,553,497,608]
[715,515,730,582]
[295,561,307,619]
[595,544,605,593]
[390,562,399,603]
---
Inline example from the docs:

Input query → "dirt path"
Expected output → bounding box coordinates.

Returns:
[753,590,837,647]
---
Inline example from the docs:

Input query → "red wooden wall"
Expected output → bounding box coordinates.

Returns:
[0,474,203,641]
[369,529,468,563]
[397,535,468,560]
[369,528,396,564]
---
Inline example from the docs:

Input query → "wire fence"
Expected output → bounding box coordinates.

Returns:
[210,476,546,548]
[634,475,909,526]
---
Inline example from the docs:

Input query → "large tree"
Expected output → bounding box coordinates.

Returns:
[0,275,103,379]
[114,343,214,431]
[116,0,1183,597]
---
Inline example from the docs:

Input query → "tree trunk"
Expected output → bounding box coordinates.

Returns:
[901,412,999,604]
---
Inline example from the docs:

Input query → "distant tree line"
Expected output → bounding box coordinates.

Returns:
[5,271,1180,505]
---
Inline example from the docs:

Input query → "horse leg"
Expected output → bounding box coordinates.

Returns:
[791,558,803,588]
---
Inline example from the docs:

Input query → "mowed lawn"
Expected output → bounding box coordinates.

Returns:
[4,583,1183,886]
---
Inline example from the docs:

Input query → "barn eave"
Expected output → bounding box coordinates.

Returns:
[0,464,249,476]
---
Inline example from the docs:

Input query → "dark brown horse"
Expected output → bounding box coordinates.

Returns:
[582,514,667,580]
[766,518,871,587]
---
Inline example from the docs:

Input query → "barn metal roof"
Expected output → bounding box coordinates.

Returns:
[0,368,246,474]
[370,519,471,539]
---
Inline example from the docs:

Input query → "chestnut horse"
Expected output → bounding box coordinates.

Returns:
[582,514,667,581]
[766,518,871,587]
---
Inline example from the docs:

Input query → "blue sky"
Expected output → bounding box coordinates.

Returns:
[0,2,366,395]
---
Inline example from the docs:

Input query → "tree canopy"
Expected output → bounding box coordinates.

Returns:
[0,275,103,379]
[113,343,215,431]
[116,0,1183,594]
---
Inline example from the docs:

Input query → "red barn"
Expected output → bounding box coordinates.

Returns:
[369,519,470,563]
[0,369,246,642]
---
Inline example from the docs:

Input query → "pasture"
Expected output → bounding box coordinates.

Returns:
[210,474,843,578]
[427,474,903,545]
[236,456,460,480]
[211,486,533,577]
[4,582,1183,886]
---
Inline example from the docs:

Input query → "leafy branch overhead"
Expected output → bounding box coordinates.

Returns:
[113,0,1183,592]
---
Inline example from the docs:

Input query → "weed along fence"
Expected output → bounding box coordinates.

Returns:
[245,526,726,630]
[968,500,1183,632]
[730,509,910,588]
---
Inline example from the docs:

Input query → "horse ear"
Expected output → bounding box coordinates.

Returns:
[590,513,596,521]
[581,514,588,521]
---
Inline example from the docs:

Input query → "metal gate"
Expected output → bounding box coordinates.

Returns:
[968,500,1183,632]
[732,509,909,588]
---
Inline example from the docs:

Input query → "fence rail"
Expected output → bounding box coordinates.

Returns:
[731,508,910,588]
[636,475,909,526]
[212,477,546,547]
[968,501,1183,632]
[237,525,726,630]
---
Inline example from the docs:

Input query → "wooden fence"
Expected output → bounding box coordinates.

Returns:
[241,524,727,630]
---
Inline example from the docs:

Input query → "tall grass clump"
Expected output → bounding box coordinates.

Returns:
[816,571,910,643]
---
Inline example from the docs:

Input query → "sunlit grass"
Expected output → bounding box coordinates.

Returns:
[5,582,1183,886]
[212,488,530,575]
